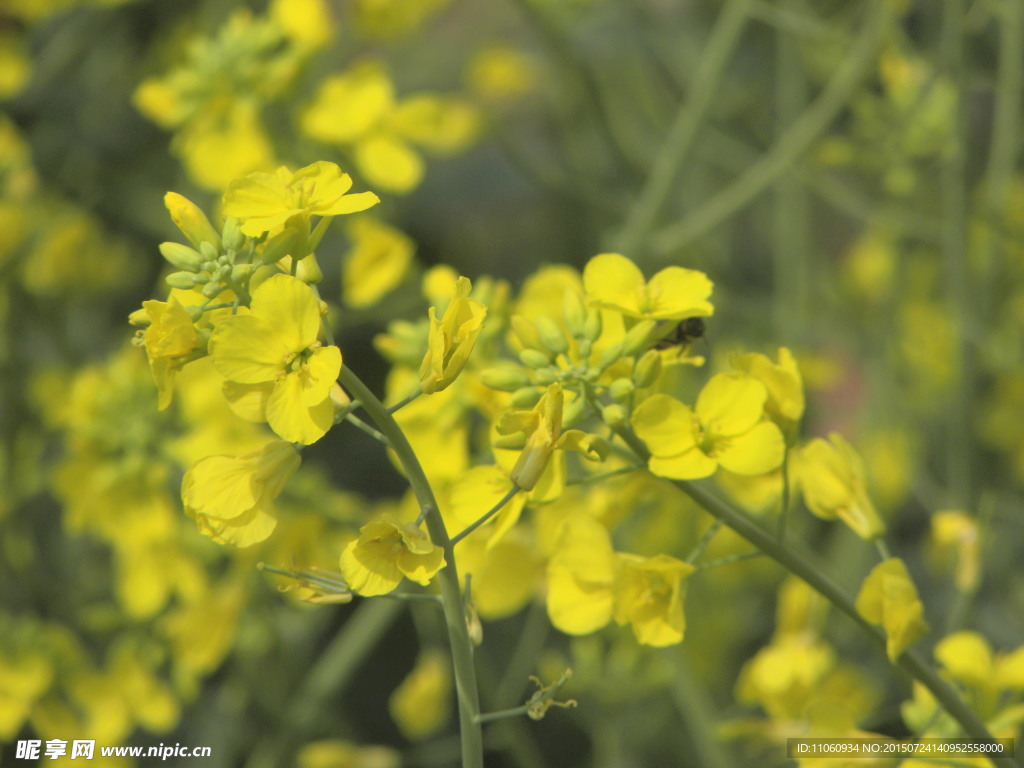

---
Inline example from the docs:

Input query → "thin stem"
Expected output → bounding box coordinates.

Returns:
[686,519,725,564]
[344,414,389,445]
[651,0,887,254]
[615,0,754,256]
[875,538,892,562]
[387,389,422,414]
[475,706,532,724]
[450,487,521,547]
[338,366,484,768]
[668,652,732,768]
[612,423,1018,766]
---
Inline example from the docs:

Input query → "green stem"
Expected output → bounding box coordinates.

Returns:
[450,487,521,547]
[338,366,484,768]
[651,0,887,254]
[615,0,755,257]
[612,424,1018,766]
[686,519,724,564]
[344,414,389,445]
[475,705,532,724]
[387,389,422,414]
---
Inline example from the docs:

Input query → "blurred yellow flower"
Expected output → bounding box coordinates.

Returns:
[222,161,379,237]
[210,274,341,444]
[613,553,694,647]
[340,513,445,596]
[137,297,200,410]
[468,45,537,101]
[798,434,885,540]
[298,740,400,768]
[388,650,452,740]
[582,252,714,320]
[419,276,487,394]
[546,514,615,635]
[928,510,980,593]
[855,558,929,662]
[182,440,300,547]
[632,374,785,480]
[342,217,414,308]
[731,347,804,441]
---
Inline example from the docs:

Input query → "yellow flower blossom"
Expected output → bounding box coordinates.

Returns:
[497,383,607,491]
[613,553,694,647]
[298,740,400,768]
[340,513,446,596]
[181,440,301,547]
[631,374,785,480]
[546,514,616,635]
[210,274,341,444]
[928,510,980,593]
[419,276,487,394]
[342,216,414,307]
[855,558,929,662]
[582,252,714,320]
[454,528,541,619]
[137,296,200,410]
[935,631,1024,692]
[798,434,885,539]
[446,464,526,547]
[731,347,805,440]
[388,650,452,741]
[222,161,379,237]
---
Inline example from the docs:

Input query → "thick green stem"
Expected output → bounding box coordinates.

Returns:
[615,0,755,257]
[338,367,484,768]
[612,425,1019,766]
[651,0,887,254]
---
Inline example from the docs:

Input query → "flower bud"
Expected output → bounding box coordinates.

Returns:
[563,289,587,337]
[481,366,532,392]
[230,264,254,284]
[165,271,201,289]
[519,348,551,369]
[562,394,586,426]
[159,242,203,272]
[221,216,245,252]
[534,366,558,385]
[622,320,658,357]
[601,404,626,426]
[633,350,662,388]
[165,191,221,250]
[260,227,305,265]
[534,315,568,355]
[609,378,635,401]
[128,307,151,327]
[597,342,623,370]
[511,316,544,351]
[510,387,542,409]
[582,308,602,342]
[296,253,323,284]
[201,281,223,299]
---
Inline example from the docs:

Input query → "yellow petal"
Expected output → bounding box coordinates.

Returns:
[182,456,257,520]
[302,345,343,406]
[631,394,696,456]
[340,538,403,596]
[356,134,424,194]
[645,267,714,319]
[582,253,645,316]
[934,631,992,686]
[696,373,766,437]
[266,376,334,444]
[249,274,321,352]
[855,558,929,661]
[648,448,717,480]
[716,421,785,476]
[210,314,287,384]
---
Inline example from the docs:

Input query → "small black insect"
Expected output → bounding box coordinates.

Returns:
[653,317,706,350]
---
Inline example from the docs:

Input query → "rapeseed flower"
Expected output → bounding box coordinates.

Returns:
[631,374,785,480]
[582,252,713,320]
[419,276,487,394]
[613,553,694,647]
[855,558,929,662]
[340,514,446,596]
[210,274,341,444]
[181,439,301,547]
[388,650,452,740]
[137,296,200,410]
[798,434,885,539]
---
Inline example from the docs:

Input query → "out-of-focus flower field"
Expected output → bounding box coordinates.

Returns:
[2,1,1024,767]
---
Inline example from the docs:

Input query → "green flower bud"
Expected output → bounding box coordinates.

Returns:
[481,367,532,392]
[493,432,528,450]
[597,342,623,370]
[511,316,544,351]
[519,348,551,369]
[201,281,223,299]
[296,253,323,284]
[622,320,658,357]
[165,191,221,251]
[534,315,568,355]
[185,305,206,322]
[510,387,542,409]
[198,241,220,263]
[609,378,635,401]
[165,271,200,289]
[633,350,662,388]
[534,366,558,385]
[221,216,245,252]
[601,404,626,426]
[563,289,587,337]
[562,394,586,426]
[577,338,592,359]
[583,308,602,342]
[260,227,305,265]
[127,307,151,327]
[230,264,254,284]
[159,242,203,272]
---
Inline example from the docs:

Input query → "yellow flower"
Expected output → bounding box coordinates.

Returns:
[934,631,1024,692]
[340,513,446,596]
[210,274,341,444]
[546,514,616,635]
[222,161,379,237]
[177,102,276,191]
[798,434,885,539]
[582,252,714,320]
[182,440,301,547]
[342,216,414,308]
[928,510,979,593]
[730,347,804,440]
[631,374,785,480]
[498,383,607,491]
[298,740,400,768]
[613,554,694,647]
[419,276,487,394]
[855,558,929,662]
[137,296,200,410]
[164,191,222,250]
[301,63,395,145]
[388,650,452,741]
[269,0,334,50]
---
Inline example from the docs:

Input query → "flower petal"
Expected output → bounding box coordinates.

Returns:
[645,267,714,319]
[696,373,766,437]
[716,421,785,476]
[266,376,334,444]
[631,394,697,456]
[249,273,321,352]
[583,253,646,316]
[210,314,287,384]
